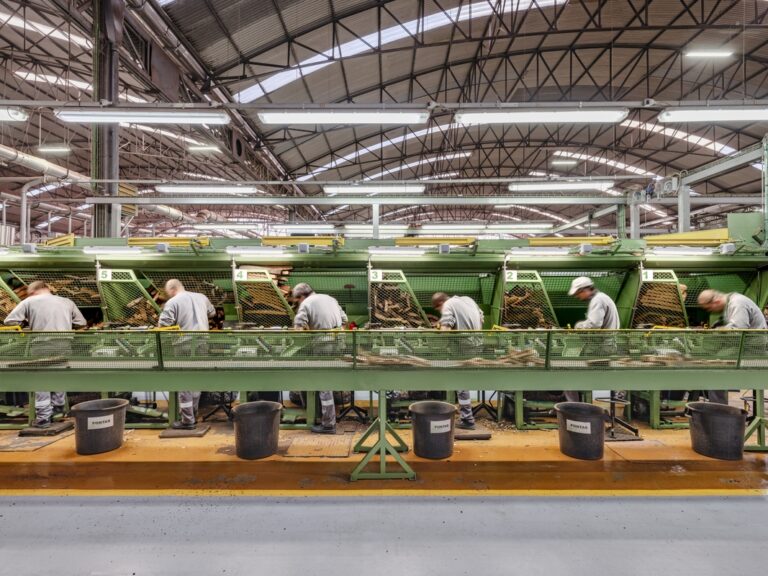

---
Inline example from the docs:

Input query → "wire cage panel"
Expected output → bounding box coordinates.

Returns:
[10,269,101,307]
[541,270,628,326]
[631,269,687,328]
[501,270,559,328]
[287,271,368,306]
[97,269,161,327]
[675,271,756,326]
[0,276,20,321]
[407,273,496,308]
[142,270,234,306]
[233,267,294,327]
[368,269,431,328]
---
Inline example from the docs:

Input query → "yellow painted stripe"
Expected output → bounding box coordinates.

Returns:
[0,488,765,498]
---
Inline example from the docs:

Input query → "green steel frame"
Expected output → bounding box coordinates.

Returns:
[0,328,766,479]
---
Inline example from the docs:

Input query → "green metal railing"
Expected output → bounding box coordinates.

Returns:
[0,329,765,372]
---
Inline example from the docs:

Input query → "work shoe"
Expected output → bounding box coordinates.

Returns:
[32,420,51,429]
[52,405,65,417]
[457,420,476,430]
[171,420,197,430]
[311,424,337,435]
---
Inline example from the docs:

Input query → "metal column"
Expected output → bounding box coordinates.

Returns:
[763,135,768,248]
[617,204,627,239]
[678,185,691,233]
[372,204,380,240]
[629,202,640,239]
[91,0,124,238]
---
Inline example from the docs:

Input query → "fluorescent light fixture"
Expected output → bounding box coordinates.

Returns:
[36,144,71,155]
[368,247,425,257]
[225,246,286,256]
[506,247,571,257]
[550,159,578,166]
[455,108,629,125]
[420,224,484,234]
[156,185,261,194]
[554,151,658,177]
[486,223,553,231]
[55,108,230,125]
[0,107,28,122]
[658,107,768,123]
[257,109,429,125]
[685,50,733,58]
[323,184,425,195]
[82,246,143,255]
[192,223,258,230]
[188,145,221,153]
[277,224,337,234]
[508,181,615,192]
[647,247,715,256]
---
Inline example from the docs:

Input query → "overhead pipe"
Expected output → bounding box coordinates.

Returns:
[0,143,198,234]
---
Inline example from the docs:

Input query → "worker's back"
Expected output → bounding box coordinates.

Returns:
[4,293,85,331]
[441,296,484,330]
[160,291,214,331]
[724,293,767,329]
[294,293,346,330]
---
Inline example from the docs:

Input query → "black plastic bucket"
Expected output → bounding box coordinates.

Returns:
[554,402,607,460]
[686,401,747,460]
[70,398,129,455]
[409,400,456,459]
[232,401,282,460]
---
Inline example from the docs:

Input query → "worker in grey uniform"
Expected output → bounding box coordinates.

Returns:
[698,289,766,404]
[432,292,483,430]
[292,283,348,434]
[158,279,215,429]
[3,280,87,428]
[566,276,620,402]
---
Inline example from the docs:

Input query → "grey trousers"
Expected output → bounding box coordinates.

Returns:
[457,390,474,424]
[179,391,201,424]
[319,391,336,427]
[707,390,729,404]
[34,391,65,424]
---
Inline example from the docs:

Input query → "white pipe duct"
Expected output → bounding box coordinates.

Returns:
[0,143,197,237]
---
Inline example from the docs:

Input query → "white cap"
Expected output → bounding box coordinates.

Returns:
[568,276,594,296]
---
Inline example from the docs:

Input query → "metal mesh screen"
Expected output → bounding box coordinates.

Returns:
[369,270,430,328]
[287,272,367,305]
[549,330,742,369]
[355,330,547,369]
[501,271,559,328]
[631,271,687,328]
[142,271,234,306]
[0,331,159,369]
[10,269,101,307]
[407,273,496,307]
[0,277,19,321]
[158,330,351,369]
[541,271,627,326]
[234,269,294,327]
[98,270,160,327]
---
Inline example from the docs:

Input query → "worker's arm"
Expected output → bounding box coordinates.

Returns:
[575,298,606,329]
[70,302,87,329]
[205,297,216,318]
[438,302,456,329]
[157,300,177,327]
[293,303,309,330]
[339,304,348,327]
[477,305,485,327]
[2,300,28,326]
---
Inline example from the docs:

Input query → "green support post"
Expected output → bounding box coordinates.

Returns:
[350,390,415,481]
[744,388,768,452]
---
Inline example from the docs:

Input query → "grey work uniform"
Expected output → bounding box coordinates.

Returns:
[709,293,767,404]
[566,291,620,403]
[438,296,484,425]
[293,293,347,428]
[4,294,87,424]
[159,291,215,424]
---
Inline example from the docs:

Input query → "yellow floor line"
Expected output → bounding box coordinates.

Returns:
[0,488,765,498]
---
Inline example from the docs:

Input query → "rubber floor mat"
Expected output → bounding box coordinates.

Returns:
[284,433,354,458]
[0,430,74,451]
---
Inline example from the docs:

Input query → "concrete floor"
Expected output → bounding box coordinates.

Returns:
[0,496,765,575]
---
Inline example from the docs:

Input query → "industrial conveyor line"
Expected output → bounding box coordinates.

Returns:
[0,328,766,479]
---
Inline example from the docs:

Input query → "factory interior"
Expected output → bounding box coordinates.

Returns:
[1,0,768,574]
